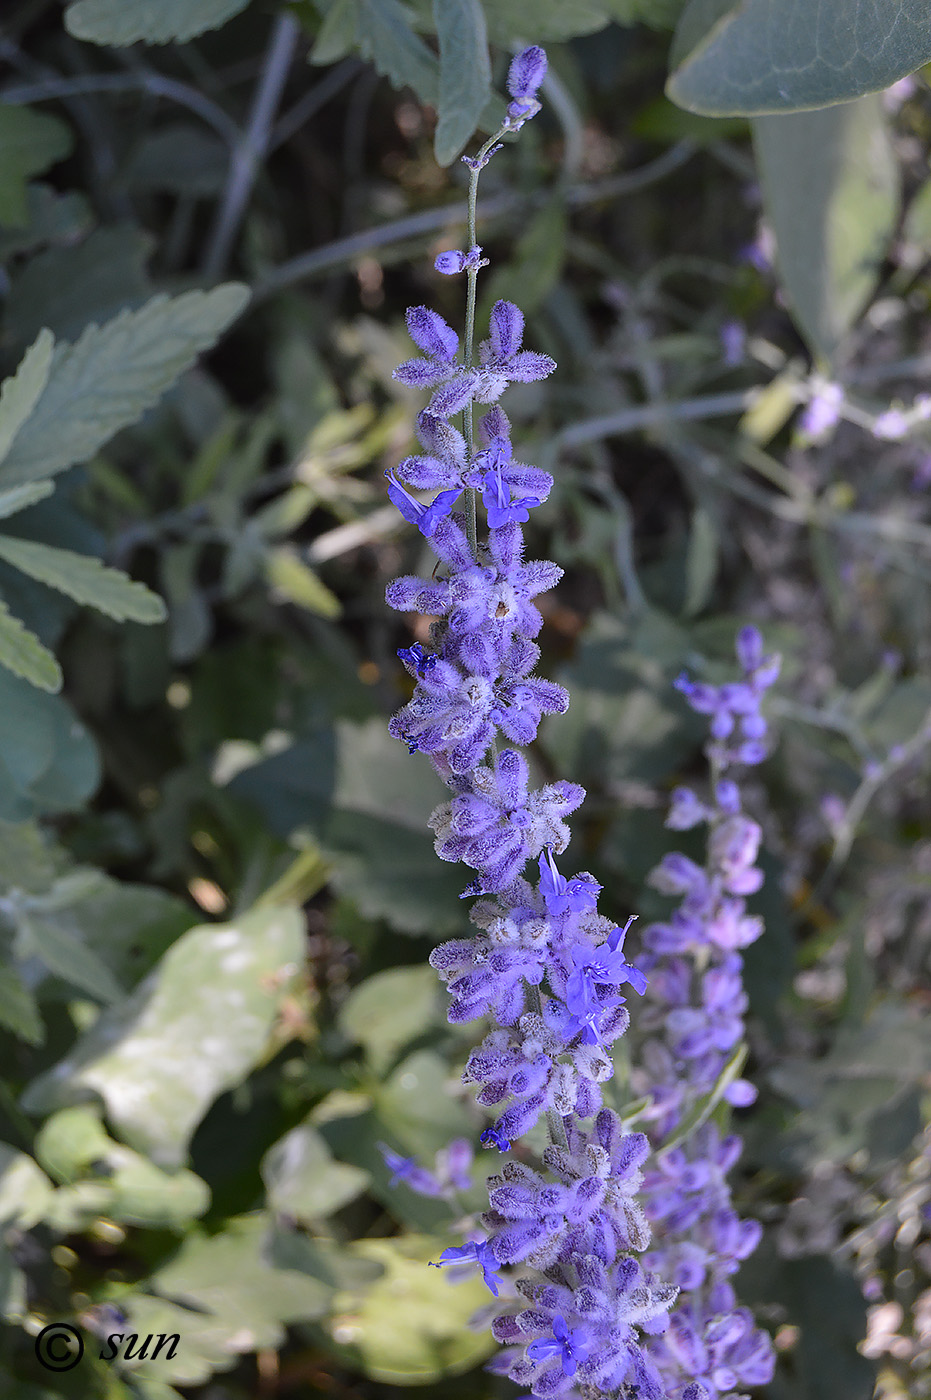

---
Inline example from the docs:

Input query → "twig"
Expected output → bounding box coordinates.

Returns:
[555,390,756,448]
[201,13,301,280]
[0,67,242,147]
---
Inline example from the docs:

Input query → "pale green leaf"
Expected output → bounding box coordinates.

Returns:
[0,330,54,468]
[752,96,900,360]
[338,965,442,1070]
[0,535,166,623]
[433,0,491,165]
[36,1106,210,1231]
[668,0,931,115]
[0,183,92,259]
[0,107,73,228]
[120,1214,333,1386]
[65,0,251,45]
[264,546,341,617]
[0,1144,54,1227]
[0,600,61,692]
[0,481,54,521]
[22,906,305,1168]
[324,1234,494,1383]
[261,1121,370,1221]
[0,284,250,488]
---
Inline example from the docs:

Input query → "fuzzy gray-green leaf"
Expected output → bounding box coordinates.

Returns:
[0,285,250,488]
[0,329,53,469]
[0,601,61,692]
[65,0,251,46]
[433,0,491,165]
[0,535,166,623]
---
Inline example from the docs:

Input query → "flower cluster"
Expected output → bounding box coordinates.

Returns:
[632,627,779,1399]
[383,47,682,1399]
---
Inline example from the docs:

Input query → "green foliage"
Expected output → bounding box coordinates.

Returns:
[64,0,252,46]
[0,287,249,488]
[668,0,931,114]
[0,109,73,229]
[752,96,900,361]
[22,906,305,1167]
[433,0,491,165]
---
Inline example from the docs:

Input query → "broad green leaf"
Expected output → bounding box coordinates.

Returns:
[668,0,931,115]
[0,285,250,488]
[0,482,54,522]
[35,1106,210,1231]
[264,546,341,617]
[261,1120,370,1221]
[433,0,491,165]
[22,906,305,1168]
[752,96,900,360]
[0,330,54,468]
[121,1213,333,1385]
[0,819,61,891]
[65,0,251,45]
[0,601,61,691]
[0,536,166,623]
[16,911,125,1003]
[338,965,443,1069]
[356,0,440,105]
[126,124,229,198]
[0,108,73,229]
[324,1234,495,1383]
[0,964,43,1044]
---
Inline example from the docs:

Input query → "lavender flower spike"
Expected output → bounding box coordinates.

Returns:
[383,46,697,1400]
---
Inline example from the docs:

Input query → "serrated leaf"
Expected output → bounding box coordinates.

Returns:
[0,107,73,229]
[0,601,61,691]
[0,285,250,488]
[752,96,900,360]
[433,0,491,165]
[22,906,305,1168]
[65,0,251,45]
[356,0,440,105]
[264,546,341,617]
[0,535,166,623]
[0,964,44,1045]
[0,481,54,521]
[0,330,54,468]
[668,0,931,116]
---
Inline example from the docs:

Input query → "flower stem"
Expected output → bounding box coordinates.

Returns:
[462,126,511,558]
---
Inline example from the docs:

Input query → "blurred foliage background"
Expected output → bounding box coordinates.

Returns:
[1,1,931,1398]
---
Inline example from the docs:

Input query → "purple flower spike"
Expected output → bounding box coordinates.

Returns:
[507,46,548,101]
[480,1125,511,1152]
[406,305,458,360]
